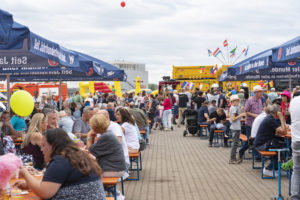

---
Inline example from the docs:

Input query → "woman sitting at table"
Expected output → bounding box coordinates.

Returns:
[22,113,47,170]
[115,107,140,153]
[15,128,106,200]
[87,114,126,177]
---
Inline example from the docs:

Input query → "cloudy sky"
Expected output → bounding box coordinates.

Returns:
[1,0,300,84]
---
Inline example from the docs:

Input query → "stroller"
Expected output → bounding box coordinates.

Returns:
[183,109,199,137]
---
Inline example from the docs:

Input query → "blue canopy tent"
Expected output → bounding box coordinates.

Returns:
[222,45,300,91]
[0,9,126,109]
[272,35,300,63]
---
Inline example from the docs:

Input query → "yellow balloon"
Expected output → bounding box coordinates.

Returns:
[10,90,34,117]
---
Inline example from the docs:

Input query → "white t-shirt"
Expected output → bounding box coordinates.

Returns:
[250,112,267,138]
[121,122,140,150]
[107,121,130,164]
[33,96,41,103]
[173,93,179,106]
[290,96,300,142]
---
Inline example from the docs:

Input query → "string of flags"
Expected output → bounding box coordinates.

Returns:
[207,39,249,65]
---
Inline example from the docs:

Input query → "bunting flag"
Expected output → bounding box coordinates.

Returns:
[208,49,212,56]
[223,39,228,47]
[199,83,203,89]
[181,81,187,88]
[258,80,264,87]
[210,66,218,75]
[269,80,274,88]
[263,80,268,88]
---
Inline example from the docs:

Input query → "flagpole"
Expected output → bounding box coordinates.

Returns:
[220,52,227,64]
[215,55,226,65]
[232,51,244,65]
[227,45,229,65]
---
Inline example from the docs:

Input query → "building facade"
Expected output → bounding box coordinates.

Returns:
[110,61,148,92]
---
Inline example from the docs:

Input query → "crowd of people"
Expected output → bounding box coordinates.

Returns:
[1,84,300,199]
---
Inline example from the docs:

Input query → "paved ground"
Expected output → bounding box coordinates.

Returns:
[121,127,290,200]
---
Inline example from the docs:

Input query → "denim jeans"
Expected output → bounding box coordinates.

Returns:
[172,105,179,124]
[163,109,172,129]
[140,126,149,140]
[291,141,300,200]
[178,107,186,126]
[239,124,251,156]
[230,130,241,160]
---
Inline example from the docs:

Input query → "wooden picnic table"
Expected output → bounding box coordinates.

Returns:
[9,176,42,200]
[8,175,117,200]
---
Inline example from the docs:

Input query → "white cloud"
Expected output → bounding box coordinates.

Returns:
[1,0,300,84]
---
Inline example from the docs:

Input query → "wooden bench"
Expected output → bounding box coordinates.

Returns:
[139,130,146,135]
[239,134,247,142]
[258,150,277,179]
[199,124,208,139]
[128,152,142,181]
[213,130,224,147]
[102,177,119,200]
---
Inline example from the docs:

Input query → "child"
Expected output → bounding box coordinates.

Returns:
[229,95,246,164]
[153,102,164,130]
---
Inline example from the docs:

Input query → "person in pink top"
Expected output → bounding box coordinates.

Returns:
[162,92,173,131]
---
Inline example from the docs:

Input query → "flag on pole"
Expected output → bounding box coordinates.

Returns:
[208,49,212,56]
[189,82,194,90]
[230,51,236,58]
[210,66,218,75]
[230,47,237,54]
[181,81,187,88]
[213,48,220,56]
[223,39,228,47]
[244,46,249,56]
[269,80,274,88]
[263,80,268,88]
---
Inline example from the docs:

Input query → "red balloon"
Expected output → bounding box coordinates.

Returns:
[120,1,126,7]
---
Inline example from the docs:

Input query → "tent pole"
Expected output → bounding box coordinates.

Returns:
[6,74,10,112]
[289,74,292,92]
[59,79,62,110]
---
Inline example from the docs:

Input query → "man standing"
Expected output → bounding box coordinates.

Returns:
[290,92,300,198]
[208,100,217,115]
[178,89,189,128]
[238,85,263,163]
[172,90,179,125]
[72,91,83,108]
[33,91,41,104]
[268,88,278,104]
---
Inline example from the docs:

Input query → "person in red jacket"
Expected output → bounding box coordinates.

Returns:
[162,92,173,131]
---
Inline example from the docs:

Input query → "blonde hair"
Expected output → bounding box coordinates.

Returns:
[89,114,109,134]
[22,113,47,148]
